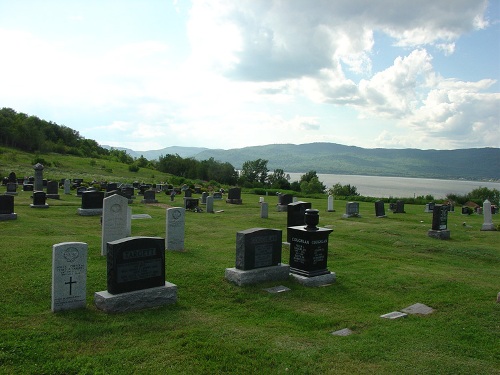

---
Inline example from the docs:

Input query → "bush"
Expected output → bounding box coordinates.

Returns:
[128,164,140,172]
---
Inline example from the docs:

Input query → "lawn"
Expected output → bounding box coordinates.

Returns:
[1,188,499,374]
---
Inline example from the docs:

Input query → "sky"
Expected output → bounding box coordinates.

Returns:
[0,0,499,151]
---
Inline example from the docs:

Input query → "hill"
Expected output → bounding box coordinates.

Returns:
[192,143,500,181]
[101,145,208,159]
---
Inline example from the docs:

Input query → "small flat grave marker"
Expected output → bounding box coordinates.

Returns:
[263,285,291,294]
[401,303,434,315]
[380,311,407,319]
[331,328,353,336]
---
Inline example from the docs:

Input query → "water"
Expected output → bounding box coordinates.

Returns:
[287,173,500,199]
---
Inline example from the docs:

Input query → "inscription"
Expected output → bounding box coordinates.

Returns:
[123,248,156,260]
[117,259,163,283]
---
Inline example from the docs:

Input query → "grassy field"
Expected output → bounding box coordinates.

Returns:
[1,182,499,374]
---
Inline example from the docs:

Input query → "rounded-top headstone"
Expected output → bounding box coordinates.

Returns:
[33,163,44,170]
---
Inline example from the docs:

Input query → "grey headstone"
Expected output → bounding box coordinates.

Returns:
[206,195,214,213]
[166,207,185,251]
[260,202,268,218]
[52,242,87,312]
[101,194,129,256]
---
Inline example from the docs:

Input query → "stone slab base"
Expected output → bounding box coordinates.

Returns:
[30,204,49,209]
[4,192,18,196]
[226,199,242,204]
[94,281,177,313]
[0,213,17,221]
[141,199,158,204]
[225,264,290,286]
[290,272,336,287]
[276,205,288,212]
[427,229,450,239]
[47,194,60,200]
[481,224,497,231]
[77,208,103,216]
[342,214,360,218]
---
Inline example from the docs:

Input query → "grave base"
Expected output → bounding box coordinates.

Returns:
[276,205,288,212]
[342,214,360,218]
[141,199,158,204]
[30,204,49,208]
[226,199,242,204]
[225,264,290,286]
[77,208,103,216]
[47,194,60,200]
[0,213,17,221]
[94,281,177,313]
[4,192,18,196]
[427,229,450,240]
[480,223,497,231]
[290,272,336,287]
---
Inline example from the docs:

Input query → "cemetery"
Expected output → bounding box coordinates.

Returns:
[0,163,499,373]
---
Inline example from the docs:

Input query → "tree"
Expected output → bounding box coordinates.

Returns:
[329,183,359,197]
[267,168,290,189]
[240,159,269,185]
[299,171,326,193]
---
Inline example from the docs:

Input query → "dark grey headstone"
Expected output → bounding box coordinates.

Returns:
[286,201,312,242]
[236,228,282,270]
[0,194,14,214]
[375,200,385,217]
[81,191,105,209]
[432,204,448,230]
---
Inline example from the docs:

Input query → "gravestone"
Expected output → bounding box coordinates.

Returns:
[8,171,16,183]
[375,200,386,218]
[52,242,87,312]
[141,190,158,204]
[23,184,34,191]
[78,190,105,216]
[327,195,335,212]
[260,202,268,218]
[64,179,71,194]
[481,200,496,231]
[0,194,17,220]
[342,202,360,218]
[277,194,293,212]
[94,236,177,313]
[184,188,192,198]
[287,201,312,243]
[33,163,44,191]
[288,209,334,286]
[206,195,214,213]
[121,186,135,200]
[427,204,450,239]
[201,192,208,204]
[46,181,60,199]
[101,194,129,256]
[165,207,185,251]
[226,187,242,204]
[394,200,406,214]
[5,182,18,195]
[184,197,199,210]
[106,182,118,192]
[213,192,223,200]
[225,228,289,286]
[425,202,435,213]
[76,186,87,196]
[30,191,49,208]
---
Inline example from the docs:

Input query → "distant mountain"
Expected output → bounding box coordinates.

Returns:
[101,145,209,159]
[107,142,500,181]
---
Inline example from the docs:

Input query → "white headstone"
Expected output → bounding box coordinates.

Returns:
[52,242,87,312]
[327,195,334,212]
[206,195,214,213]
[64,179,71,194]
[481,199,496,231]
[101,194,129,256]
[260,202,268,218]
[166,207,185,251]
[259,196,264,203]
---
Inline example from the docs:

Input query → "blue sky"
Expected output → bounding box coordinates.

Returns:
[0,0,498,151]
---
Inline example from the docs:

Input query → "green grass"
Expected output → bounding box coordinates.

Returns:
[1,152,499,374]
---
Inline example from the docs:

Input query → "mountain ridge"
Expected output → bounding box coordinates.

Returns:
[111,142,500,181]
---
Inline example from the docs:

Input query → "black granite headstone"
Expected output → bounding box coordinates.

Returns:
[279,194,293,206]
[236,228,282,270]
[8,171,16,183]
[184,197,199,210]
[106,236,165,294]
[0,194,14,214]
[375,200,385,217]
[432,204,448,230]
[32,191,47,206]
[81,191,105,209]
[289,209,333,277]
[287,201,312,242]
[394,200,406,213]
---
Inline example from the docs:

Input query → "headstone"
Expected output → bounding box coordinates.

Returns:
[260,202,268,218]
[94,236,177,313]
[277,194,293,212]
[78,190,105,216]
[374,200,386,218]
[30,191,49,208]
[201,192,208,204]
[327,195,335,212]
[226,187,242,204]
[8,171,16,183]
[165,207,185,251]
[64,179,71,194]
[184,197,199,210]
[213,192,223,200]
[481,199,496,231]
[394,200,406,214]
[46,181,60,199]
[23,184,34,191]
[225,228,289,286]
[427,204,450,239]
[76,186,87,196]
[0,194,17,220]
[33,163,44,191]
[461,206,471,215]
[101,194,129,256]
[184,188,192,198]
[51,242,87,312]
[425,202,435,212]
[288,209,334,286]
[141,189,158,204]
[342,202,360,218]
[206,195,214,213]
[106,182,118,192]
[286,201,312,243]
[5,182,18,195]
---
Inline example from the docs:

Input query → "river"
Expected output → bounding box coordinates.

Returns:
[286,173,500,199]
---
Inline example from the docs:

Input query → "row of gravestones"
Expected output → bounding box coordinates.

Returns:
[52,203,334,313]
